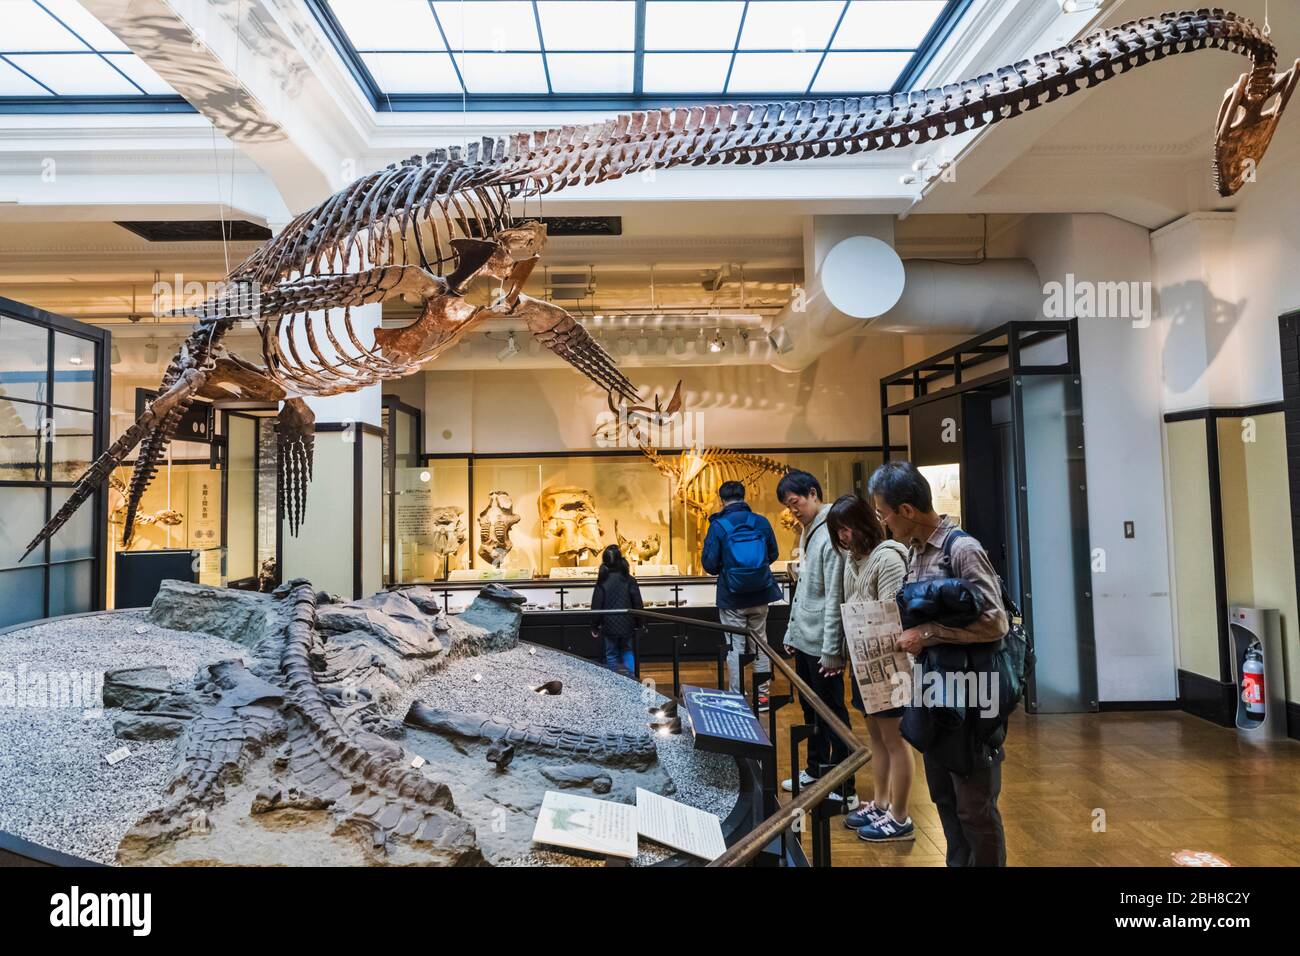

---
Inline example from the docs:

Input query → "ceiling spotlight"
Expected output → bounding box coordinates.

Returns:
[111,343,122,366]
[707,331,726,353]
[768,325,795,355]
[497,331,519,362]
[618,336,633,356]
[636,333,650,356]
[673,335,686,355]
[68,355,83,366]
[653,334,669,355]
[144,339,159,364]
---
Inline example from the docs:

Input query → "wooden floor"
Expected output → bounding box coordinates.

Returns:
[641,661,1300,866]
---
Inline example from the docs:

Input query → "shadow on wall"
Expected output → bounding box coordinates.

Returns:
[1158,279,1244,395]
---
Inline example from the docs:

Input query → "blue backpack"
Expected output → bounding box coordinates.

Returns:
[716,512,771,595]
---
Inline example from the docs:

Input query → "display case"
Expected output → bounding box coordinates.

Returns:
[394,575,793,664]
[385,445,885,584]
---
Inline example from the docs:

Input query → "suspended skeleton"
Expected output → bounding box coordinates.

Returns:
[23,9,1297,561]
[598,383,791,570]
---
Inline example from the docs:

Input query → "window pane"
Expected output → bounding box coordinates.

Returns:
[454,52,548,93]
[547,53,634,93]
[4,1,85,52]
[0,316,48,403]
[833,0,946,50]
[49,487,94,562]
[432,2,541,51]
[53,331,95,409]
[49,559,93,617]
[6,53,139,95]
[330,0,444,51]
[811,51,912,93]
[642,52,731,93]
[0,566,45,629]
[727,52,820,93]
[102,53,175,95]
[738,1,842,51]
[38,0,131,52]
[0,486,47,568]
[644,2,744,51]
[50,406,95,481]
[0,399,46,482]
[361,52,462,94]
[0,59,50,95]
[537,1,635,51]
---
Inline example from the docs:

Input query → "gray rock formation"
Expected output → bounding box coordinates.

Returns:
[102,666,176,711]
[106,578,668,866]
[147,581,273,648]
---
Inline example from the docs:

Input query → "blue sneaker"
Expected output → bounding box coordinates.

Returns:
[844,800,887,830]
[857,813,915,843]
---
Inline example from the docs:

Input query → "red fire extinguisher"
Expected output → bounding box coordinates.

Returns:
[1242,642,1265,718]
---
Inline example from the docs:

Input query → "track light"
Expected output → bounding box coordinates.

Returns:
[673,335,686,355]
[497,331,519,362]
[768,325,795,355]
[144,339,159,364]
[707,331,725,353]
[111,343,122,366]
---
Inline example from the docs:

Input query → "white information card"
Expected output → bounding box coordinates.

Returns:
[635,787,727,862]
[531,790,639,859]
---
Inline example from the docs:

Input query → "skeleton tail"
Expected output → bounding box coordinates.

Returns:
[486,9,1289,199]
[22,321,229,560]
[276,398,316,537]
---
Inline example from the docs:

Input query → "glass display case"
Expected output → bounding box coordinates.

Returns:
[0,298,110,628]
[384,446,884,584]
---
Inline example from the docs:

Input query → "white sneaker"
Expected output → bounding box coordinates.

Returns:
[781,770,815,792]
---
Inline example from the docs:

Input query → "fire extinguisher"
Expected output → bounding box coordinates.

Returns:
[1242,642,1265,718]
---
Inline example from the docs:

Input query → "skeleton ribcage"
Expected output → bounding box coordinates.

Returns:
[230,156,522,397]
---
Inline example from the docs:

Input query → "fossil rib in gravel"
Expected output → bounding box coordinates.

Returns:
[108,579,675,865]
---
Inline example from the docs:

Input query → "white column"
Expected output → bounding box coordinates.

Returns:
[278,303,384,599]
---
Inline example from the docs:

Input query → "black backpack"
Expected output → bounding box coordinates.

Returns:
[941,530,1036,715]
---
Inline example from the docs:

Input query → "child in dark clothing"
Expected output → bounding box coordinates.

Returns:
[590,545,643,677]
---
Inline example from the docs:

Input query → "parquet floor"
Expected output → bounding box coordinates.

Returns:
[640,661,1300,867]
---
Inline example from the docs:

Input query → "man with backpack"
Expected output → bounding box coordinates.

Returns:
[701,481,781,710]
[867,460,1010,867]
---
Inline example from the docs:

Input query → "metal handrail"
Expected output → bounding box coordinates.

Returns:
[591,606,870,867]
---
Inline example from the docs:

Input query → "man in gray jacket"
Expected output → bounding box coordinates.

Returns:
[777,470,850,799]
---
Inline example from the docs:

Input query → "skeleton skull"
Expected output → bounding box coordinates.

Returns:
[539,486,603,564]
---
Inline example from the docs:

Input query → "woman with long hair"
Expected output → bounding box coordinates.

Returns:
[826,493,915,843]
[590,544,644,677]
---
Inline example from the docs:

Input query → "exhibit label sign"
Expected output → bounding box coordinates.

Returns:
[635,787,726,861]
[531,790,638,859]
[680,684,771,759]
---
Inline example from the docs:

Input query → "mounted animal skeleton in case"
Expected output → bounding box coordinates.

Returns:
[24,9,1297,560]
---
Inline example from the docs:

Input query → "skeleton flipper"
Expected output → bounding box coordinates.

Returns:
[276,398,316,537]
[512,294,640,404]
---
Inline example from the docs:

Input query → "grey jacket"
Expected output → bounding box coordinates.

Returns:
[784,504,845,668]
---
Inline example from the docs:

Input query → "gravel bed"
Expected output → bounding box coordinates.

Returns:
[0,613,739,867]
[0,611,250,865]
[394,642,740,866]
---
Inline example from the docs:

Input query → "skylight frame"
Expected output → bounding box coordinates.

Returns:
[309,0,974,113]
[0,0,194,114]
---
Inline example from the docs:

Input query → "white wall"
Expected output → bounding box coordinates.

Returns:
[1009,213,1178,702]
[417,333,904,455]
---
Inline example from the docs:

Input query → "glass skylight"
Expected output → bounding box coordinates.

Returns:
[313,0,969,108]
[0,0,184,102]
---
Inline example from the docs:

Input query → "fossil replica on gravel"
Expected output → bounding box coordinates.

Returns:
[24,8,1296,563]
[107,580,675,865]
